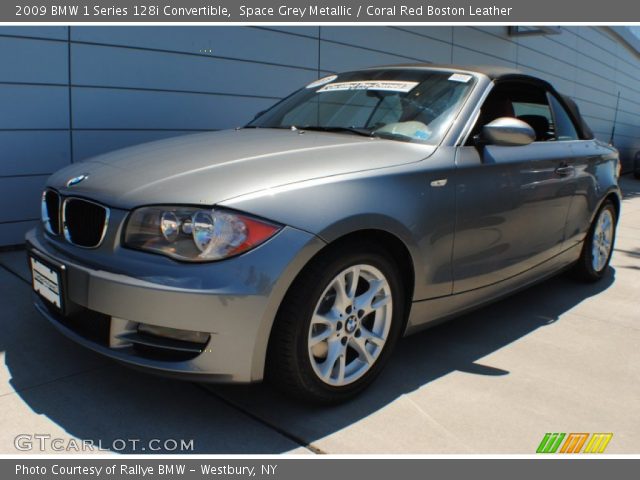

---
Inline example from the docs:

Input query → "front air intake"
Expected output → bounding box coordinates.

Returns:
[62,198,109,248]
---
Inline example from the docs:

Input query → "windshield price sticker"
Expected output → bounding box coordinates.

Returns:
[306,75,338,89]
[448,73,473,83]
[317,81,419,93]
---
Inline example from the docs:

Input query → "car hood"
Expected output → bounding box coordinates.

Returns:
[48,129,435,209]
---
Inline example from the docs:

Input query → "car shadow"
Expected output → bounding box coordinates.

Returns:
[2,258,615,453]
[204,268,617,445]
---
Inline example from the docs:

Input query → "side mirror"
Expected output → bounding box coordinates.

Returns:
[479,117,535,147]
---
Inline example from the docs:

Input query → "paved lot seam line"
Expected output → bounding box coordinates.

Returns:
[196,384,324,454]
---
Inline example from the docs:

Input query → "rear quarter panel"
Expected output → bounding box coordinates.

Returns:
[564,139,621,249]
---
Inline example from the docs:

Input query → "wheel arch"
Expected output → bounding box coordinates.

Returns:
[590,188,622,226]
[316,228,416,314]
[605,190,621,222]
[261,227,418,380]
[313,214,423,305]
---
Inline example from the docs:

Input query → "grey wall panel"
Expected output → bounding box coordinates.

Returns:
[0,220,38,246]
[618,87,640,107]
[576,70,617,97]
[614,98,636,115]
[0,85,69,129]
[617,111,640,129]
[615,52,640,80]
[0,26,67,40]
[73,130,194,161]
[397,26,452,43]
[618,93,640,117]
[574,30,623,72]
[455,27,517,64]
[256,26,319,38]
[575,39,618,71]
[612,124,639,141]
[0,176,47,223]
[553,27,579,48]
[452,46,515,68]
[319,41,420,72]
[574,85,618,115]
[576,52,617,82]
[321,26,450,64]
[72,88,272,130]
[577,27,619,57]
[71,26,319,69]
[518,35,578,67]
[576,45,614,70]
[578,100,615,122]
[0,36,68,84]
[71,43,315,98]
[0,131,70,176]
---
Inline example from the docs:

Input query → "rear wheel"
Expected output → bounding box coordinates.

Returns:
[267,243,405,403]
[572,199,617,281]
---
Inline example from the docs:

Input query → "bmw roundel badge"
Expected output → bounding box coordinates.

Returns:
[66,174,89,187]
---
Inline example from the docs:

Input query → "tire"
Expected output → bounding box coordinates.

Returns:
[267,241,406,404]
[572,199,617,282]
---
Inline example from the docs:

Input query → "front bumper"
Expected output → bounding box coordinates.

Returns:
[26,224,325,383]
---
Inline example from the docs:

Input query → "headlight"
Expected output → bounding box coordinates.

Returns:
[123,206,281,262]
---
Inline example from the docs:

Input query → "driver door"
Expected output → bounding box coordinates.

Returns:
[452,81,577,293]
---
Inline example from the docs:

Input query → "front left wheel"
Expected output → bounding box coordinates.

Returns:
[267,243,405,403]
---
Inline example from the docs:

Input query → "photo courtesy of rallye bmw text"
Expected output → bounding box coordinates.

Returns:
[0,0,638,478]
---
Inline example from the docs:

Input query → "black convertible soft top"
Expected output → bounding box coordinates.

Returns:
[561,95,595,139]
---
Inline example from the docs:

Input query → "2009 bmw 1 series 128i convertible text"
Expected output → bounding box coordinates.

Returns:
[27,65,621,403]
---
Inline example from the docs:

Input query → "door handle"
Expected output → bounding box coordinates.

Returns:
[555,165,575,177]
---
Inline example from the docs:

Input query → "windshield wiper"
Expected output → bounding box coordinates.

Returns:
[370,130,414,143]
[296,126,374,138]
[243,125,384,139]
[241,125,292,130]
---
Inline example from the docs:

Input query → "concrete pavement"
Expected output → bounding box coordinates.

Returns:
[0,176,638,454]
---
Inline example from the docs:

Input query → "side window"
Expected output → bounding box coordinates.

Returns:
[512,101,553,124]
[512,100,554,142]
[548,94,579,141]
[468,82,555,144]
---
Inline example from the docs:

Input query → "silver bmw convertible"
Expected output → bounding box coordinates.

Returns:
[27,65,621,402]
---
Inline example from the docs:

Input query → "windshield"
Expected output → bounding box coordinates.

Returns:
[248,69,476,145]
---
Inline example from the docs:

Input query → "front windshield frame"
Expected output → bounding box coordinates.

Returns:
[247,68,478,146]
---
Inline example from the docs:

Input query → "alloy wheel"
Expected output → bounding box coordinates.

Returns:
[591,208,614,272]
[307,264,393,386]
